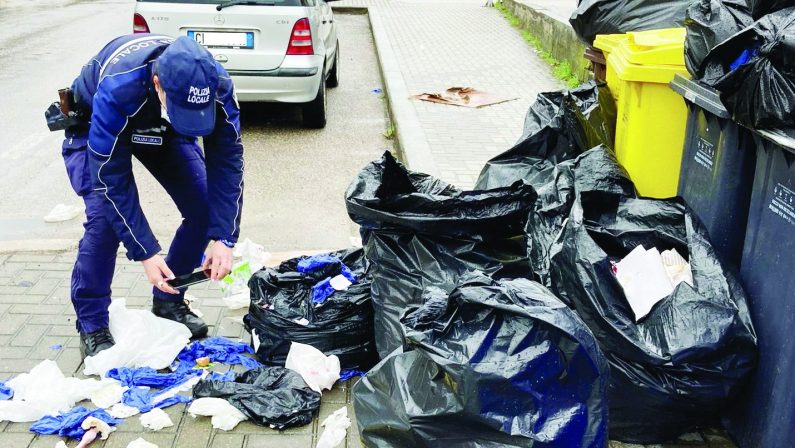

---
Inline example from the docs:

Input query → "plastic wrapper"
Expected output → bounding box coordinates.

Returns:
[571,0,690,44]
[526,146,636,288]
[685,0,753,77]
[353,272,609,447]
[345,151,537,358]
[475,81,616,190]
[284,342,340,394]
[700,8,795,132]
[245,249,377,371]
[193,367,320,430]
[547,191,757,443]
[749,0,795,17]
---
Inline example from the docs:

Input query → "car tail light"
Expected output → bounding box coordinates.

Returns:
[286,18,313,55]
[133,13,150,33]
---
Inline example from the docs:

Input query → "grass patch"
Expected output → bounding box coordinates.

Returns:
[383,123,396,140]
[494,1,582,88]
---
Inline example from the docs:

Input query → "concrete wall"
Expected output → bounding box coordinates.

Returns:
[502,0,591,82]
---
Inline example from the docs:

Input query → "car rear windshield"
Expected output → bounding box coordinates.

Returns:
[137,0,310,5]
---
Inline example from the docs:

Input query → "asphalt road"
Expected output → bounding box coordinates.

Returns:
[0,0,391,254]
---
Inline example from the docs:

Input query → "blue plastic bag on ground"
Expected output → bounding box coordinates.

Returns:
[178,337,261,370]
[0,382,12,401]
[107,366,200,389]
[30,406,120,439]
[121,386,192,413]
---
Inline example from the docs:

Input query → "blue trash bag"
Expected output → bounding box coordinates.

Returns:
[30,406,120,439]
[353,272,610,448]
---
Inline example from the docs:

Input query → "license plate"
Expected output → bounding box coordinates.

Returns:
[187,31,254,49]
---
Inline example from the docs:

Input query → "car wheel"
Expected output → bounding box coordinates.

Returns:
[302,74,327,129]
[326,43,340,88]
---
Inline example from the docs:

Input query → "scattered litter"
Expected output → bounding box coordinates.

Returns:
[0,381,12,401]
[107,366,199,390]
[285,342,340,394]
[329,274,352,291]
[614,246,694,321]
[193,367,320,430]
[89,381,126,409]
[233,238,271,273]
[108,403,139,419]
[44,203,84,223]
[121,386,191,414]
[246,249,377,371]
[221,262,254,310]
[127,438,159,448]
[83,298,191,376]
[196,357,211,368]
[0,360,105,422]
[178,337,260,371]
[55,441,67,448]
[370,88,382,94]
[139,408,173,431]
[338,370,365,382]
[150,374,203,407]
[30,406,119,440]
[187,397,248,431]
[410,87,517,108]
[50,344,63,351]
[316,406,350,448]
[206,371,235,382]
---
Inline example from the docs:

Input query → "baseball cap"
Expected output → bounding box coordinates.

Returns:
[156,36,219,136]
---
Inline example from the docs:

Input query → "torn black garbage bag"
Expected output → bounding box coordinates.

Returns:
[684,0,753,78]
[475,81,616,190]
[548,191,757,443]
[571,0,690,44]
[245,248,378,371]
[700,8,795,131]
[353,272,610,448]
[193,367,320,429]
[749,0,795,17]
[526,145,636,289]
[345,151,537,358]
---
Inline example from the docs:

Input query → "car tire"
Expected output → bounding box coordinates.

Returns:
[302,75,327,129]
[326,43,340,88]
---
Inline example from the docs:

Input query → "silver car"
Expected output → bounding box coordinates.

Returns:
[134,0,340,128]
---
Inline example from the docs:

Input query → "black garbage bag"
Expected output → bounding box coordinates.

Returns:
[700,7,795,131]
[547,191,757,443]
[749,0,795,17]
[685,0,753,78]
[353,272,610,448]
[475,81,617,190]
[526,146,636,288]
[193,367,320,429]
[345,151,537,358]
[244,248,378,371]
[571,0,690,44]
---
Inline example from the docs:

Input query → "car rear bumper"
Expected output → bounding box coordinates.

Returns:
[229,55,324,103]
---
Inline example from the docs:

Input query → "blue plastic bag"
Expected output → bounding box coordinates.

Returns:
[0,382,12,401]
[207,371,236,382]
[178,337,261,370]
[122,386,191,413]
[107,366,200,389]
[30,406,120,439]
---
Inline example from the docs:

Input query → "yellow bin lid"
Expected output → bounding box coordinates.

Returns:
[610,28,688,83]
[593,33,628,58]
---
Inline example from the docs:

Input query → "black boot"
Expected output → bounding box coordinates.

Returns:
[79,328,115,359]
[152,298,209,339]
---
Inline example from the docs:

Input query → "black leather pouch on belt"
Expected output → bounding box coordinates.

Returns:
[45,87,83,132]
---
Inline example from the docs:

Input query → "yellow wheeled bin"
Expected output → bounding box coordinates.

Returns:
[593,33,628,100]
[603,28,690,198]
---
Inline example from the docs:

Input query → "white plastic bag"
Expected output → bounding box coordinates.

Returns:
[0,360,105,422]
[140,408,173,431]
[233,238,271,272]
[316,406,351,448]
[84,298,191,376]
[187,397,248,431]
[90,380,126,409]
[285,342,340,393]
[108,403,140,419]
[127,437,159,448]
[44,203,84,223]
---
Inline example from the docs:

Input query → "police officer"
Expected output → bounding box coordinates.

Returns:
[61,34,244,359]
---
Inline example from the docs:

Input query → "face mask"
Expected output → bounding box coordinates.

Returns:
[161,103,171,123]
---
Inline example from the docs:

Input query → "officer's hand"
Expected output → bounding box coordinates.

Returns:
[202,241,234,281]
[142,254,179,294]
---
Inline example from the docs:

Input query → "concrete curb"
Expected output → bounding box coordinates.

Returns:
[0,239,77,254]
[333,5,440,177]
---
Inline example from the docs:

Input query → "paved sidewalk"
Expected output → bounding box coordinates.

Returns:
[336,0,563,188]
